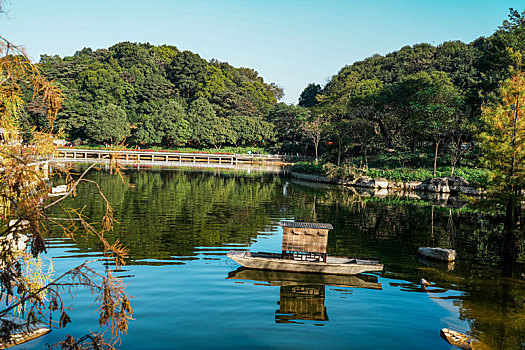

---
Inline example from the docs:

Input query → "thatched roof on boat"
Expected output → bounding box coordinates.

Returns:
[280,222,333,258]
[280,222,333,230]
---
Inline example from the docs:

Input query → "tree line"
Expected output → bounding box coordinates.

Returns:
[21,8,524,166]
[289,8,525,174]
[25,42,282,148]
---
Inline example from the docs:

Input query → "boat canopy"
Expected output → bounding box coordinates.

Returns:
[280,222,333,262]
[280,222,333,230]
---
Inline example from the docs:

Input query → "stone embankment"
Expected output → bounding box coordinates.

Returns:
[289,172,484,196]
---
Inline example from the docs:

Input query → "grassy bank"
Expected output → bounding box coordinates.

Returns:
[290,161,490,187]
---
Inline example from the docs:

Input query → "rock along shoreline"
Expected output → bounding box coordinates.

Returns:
[289,171,484,196]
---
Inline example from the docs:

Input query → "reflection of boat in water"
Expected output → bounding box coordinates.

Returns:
[227,222,383,276]
[277,284,328,323]
[228,268,382,324]
[227,268,382,290]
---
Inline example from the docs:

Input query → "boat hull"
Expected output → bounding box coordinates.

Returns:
[227,251,383,276]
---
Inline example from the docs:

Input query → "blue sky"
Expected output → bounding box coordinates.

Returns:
[1,0,518,103]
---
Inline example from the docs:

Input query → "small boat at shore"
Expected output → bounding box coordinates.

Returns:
[227,222,383,276]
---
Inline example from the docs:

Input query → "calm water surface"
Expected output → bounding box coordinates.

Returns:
[25,167,525,349]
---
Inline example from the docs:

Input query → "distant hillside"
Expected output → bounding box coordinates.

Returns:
[292,8,525,165]
[26,42,283,148]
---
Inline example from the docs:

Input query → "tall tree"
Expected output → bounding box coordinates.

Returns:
[319,77,383,165]
[86,104,131,144]
[298,83,322,107]
[409,71,463,175]
[267,103,307,147]
[169,51,208,99]
[187,97,233,149]
[302,111,329,163]
[478,61,525,236]
[0,12,132,346]
[134,100,190,146]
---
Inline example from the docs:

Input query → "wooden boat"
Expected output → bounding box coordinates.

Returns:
[227,251,383,275]
[227,222,383,276]
[0,327,50,349]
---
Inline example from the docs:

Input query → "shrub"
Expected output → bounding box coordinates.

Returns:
[322,162,361,181]
[291,161,491,187]
[290,161,325,175]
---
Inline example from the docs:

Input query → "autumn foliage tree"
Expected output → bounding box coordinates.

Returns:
[478,52,525,264]
[0,25,132,350]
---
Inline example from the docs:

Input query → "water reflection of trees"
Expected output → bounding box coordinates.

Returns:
[285,181,525,349]
[415,263,525,349]
[50,168,525,348]
[52,169,286,262]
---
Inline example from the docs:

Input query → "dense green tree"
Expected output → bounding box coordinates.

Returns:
[78,62,128,105]
[169,51,207,99]
[473,9,525,112]
[409,71,463,175]
[229,115,275,146]
[302,111,329,162]
[34,42,281,148]
[187,98,233,149]
[298,83,321,107]
[55,96,95,142]
[135,100,190,146]
[306,10,525,162]
[267,103,308,152]
[86,104,130,143]
[319,75,383,165]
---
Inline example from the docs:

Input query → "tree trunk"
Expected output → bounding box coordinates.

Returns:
[375,118,394,149]
[450,135,462,176]
[514,187,522,229]
[411,136,417,153]
[314,141,319,164]
[433,140,440,177]
[362,144,368,169]
[431,205,434,243]
[501,91,522,276]
[502,224,518,277]
[337,138,342,166]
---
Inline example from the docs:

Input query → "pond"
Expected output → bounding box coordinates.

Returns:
[23,166,525,349]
